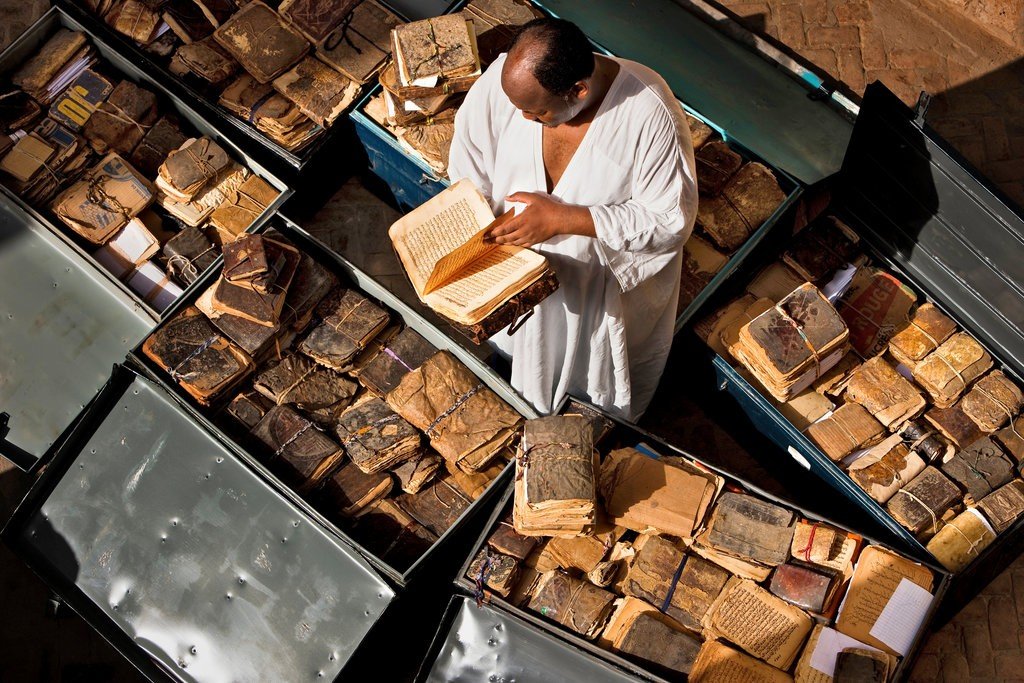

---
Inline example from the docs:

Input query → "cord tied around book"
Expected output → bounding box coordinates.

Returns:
[86,174,132,223]
[659,554,689,613]
[796,522,822,562]
[97,100,153,138]
[182,140,222,187]
[972,382,1022,438]
[167,245,216,283]
[944,515,988,558]
[169,335,219,381]
[274,419,315,457]
[907,316,943,350]
[775,301,823,379]
[323,9,362,54]
[897,487,941,535]
[425,382,484,438]
[382,345,414,372]
[472,546,494,607]
[340,413,403,450]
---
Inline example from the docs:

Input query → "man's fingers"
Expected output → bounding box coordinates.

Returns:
[505,191,537,205]
[488,213,525,239]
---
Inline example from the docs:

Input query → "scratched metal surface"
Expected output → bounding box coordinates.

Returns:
[15,375,394,682]
[424,597,638,683]
[0,200,152,466]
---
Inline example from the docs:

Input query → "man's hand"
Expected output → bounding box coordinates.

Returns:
[487,192,596,247]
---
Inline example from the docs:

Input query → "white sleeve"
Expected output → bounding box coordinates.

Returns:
[447,56,506,203]
[590,104,697,292]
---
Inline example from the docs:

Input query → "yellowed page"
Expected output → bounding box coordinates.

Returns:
[424,210,516,294]
[424,246,545,324]
[690,640,794,683]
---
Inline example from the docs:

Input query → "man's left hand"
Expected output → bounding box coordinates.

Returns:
[488,192,594,247]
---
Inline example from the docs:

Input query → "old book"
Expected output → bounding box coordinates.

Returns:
[394,119,455,176]
[806,403,886,462]
[299,288,390,370]
[225,390,272,430]
[686,112,715,149]
[357,327,437,397]
[162,0,217,42]
[913,332,993,408]
[544,524,624,574]
[467,548,519,597]
[848,435,926,504]
[696,140,742,197]
[82,80,159,156]
[488,520,539,561]
[208,174,279,241]
[211,238,300,325]
[722,300,778,365]
[465,0,541,65]
[782,215,861,283]
[978,480,1024,533]
[606,603,703,678]
[896,420,955,463]
[0,88,43,133]
[319,459,393,517]
[142,306,254,404]
[49,68,113,132]
[926,507,996,572]
[196,286,283,359]
[335,396,421,473]
[940,435,1015,504]
[735,283,849,402]
[689,640,793,683]
[387,350,521,472]
[846,356,926,429]
[164,226,218,285]
[623,535,730,632]
[392,14,480,85]
[389,179,553,327]
[0,133,54,183]
[886,466,961,536]
[679,235,729,310]
[130,117,187,178]
[92,217,159,272]
[701,491,796,567]
[173,36,239,84]
[527,570,616,640]
[252,405,344,488]
[214,1,310,83]
[53,153,154,244]
[317,1,402,83]
[278,0,360,44]
[351,497,436,571]
[993,416,1024,464]
[697,162,787,252]
[703,577,812,670]
[254,353,358,421]
[157,137,232,202]
[790,521,860,574]
[925,401,985,449]
[888,302,957,369]
[837,268,917,359]
[391,450,442,494]
[111,0,163,43]
[272,56,360,127]
[960,370,1024,433]
[396,474,470,536]
[378,64,460,124]
[834,546,934,655]
[834,648,892,683]
[793,625,894,683]
[443,451,505,498]
[218,74,320,151]
[157,163,249,228]
[768,563,834,613]
[598,447,720,539]
[746,261,806,303]
[222,233,268,281]
[695,294,759,358]
[513,415,597,537]
[449,269,560,344]
[12,29,88,101]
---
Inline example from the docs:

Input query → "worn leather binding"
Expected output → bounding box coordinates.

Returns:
[158,137,232,202]
[110,0,163,43]
[251,404,344,489]
[222,233,268,281]
[396,474,471,536]
[886,466,962,536]
[356,326,437,397]
[334,396,421,474]
[214,2,310,83]
[351,498,437,571]
[448,269,560,344]
[695,140,742,197]
[319,459,393,517]
[163,226,218,285]
[782,215,862,283]
[940,435,1015,504]
[768,563,834,613]
[702,491,796,566]
[172,37,239,84]
[888,302,957,368]
[960,370,1024,433]
[391,14,480,85]
[218,74,320,151]
[278,0,360,44]
[317,0,402,84]
[130,117,187,178]
[697,162,786,252]
[846,356,927,429]
[464,0,542,66]
[468,548,520,597]
[82,80,159,156]
[978,480,1024,533]
[299,288,390,370]
[209,174,279,241]
[611,609,702,678]
[226,390,272,429]
[806,402,886,462]
[12,29,88,101]
[142,306,254,404]
[272,56,360,127]
[487,519,538,561]
[254,353,358,424]
[391,450,443,494]
[527,570,616,640]
[848,435,926,504]
[925,401,986,448]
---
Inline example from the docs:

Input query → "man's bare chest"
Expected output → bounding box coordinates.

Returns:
[542,124,590,191]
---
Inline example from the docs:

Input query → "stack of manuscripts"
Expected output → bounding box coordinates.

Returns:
[143,227,524,571]
[678,116,788,312]
[469,432,941,683]
[366,1,539,178]
[0,29,281,312]
[696,210,1024,573]
[82,0,404,152]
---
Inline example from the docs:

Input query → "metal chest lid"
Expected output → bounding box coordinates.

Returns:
[534,0,853,185]
[838,82,1024,383]
[0,199,153,471]
[422,596,639,683]
[4,370,395,683]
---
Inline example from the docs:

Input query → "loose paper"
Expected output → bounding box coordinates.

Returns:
[824,264,857,302]
[868,577,933,655]
[810,627,881,677]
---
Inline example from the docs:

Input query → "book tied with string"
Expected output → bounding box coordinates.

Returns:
[388,179,558,342]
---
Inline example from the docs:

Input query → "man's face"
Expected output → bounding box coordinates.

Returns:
[501,57,585,127]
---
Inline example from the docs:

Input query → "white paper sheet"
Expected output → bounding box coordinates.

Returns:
[824,264,858,302]
[869,577,934,655]
[809,627,881,677]
[895,363,915,381]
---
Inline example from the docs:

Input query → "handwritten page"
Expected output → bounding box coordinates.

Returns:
[810,627,881,676]
[869,577,934,655]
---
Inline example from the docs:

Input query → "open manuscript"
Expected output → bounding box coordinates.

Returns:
[389,179,552,326]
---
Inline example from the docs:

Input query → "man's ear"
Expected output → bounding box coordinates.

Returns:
[571,80,589,102]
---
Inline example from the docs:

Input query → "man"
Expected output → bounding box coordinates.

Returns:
[447,18,697,420]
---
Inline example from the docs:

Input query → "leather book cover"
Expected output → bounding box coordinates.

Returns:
[467,548,519,597]
[272,56,360,127]
[173,37,239,84]
[782,215,862,283]
[846,356,927,428]
[12,29,88,98]
[163,225,218,285]
[395,120,454,176]
[317,0,401,84]
[351,498,436,571]
[696,140,742,197]
[319,459,393,517]
[280,252,337,332]
[678,235,728,311]
[226,390,272,430]
[198,287,282,358]
[214,1,310,83]
[527,570,615,640]
[53,152,154,244]
[978,480,1024,533]
[465,0,541,66]
[142,306,254,404]
[163,0,218,42]
[885,466,962,536]
[334,396,422,474]
[450,269,559,344]
[961,370,1024,433]
[391,450,442,494]
[925,401,986,448]
[697,162,786,252]
[614,611,702,678]
[357,326,437,397]
[252,404,344,488]
[392,15,478,84]
[488,519,538,561]
[941,435,1014,504]
[913,332,993,408]
[82,80,159,156]
[210,239,299,325]
[49,68,114,132]
[299,288,390,370]
[0,87,43,133]
[209,174,280,240]
[194,0,237,26]
[994,415,1024,464]
[253,353,358,420]
[888,302,957,367]
[386,350,521,472]
[129,117,187,178]
[223,233,269,281]
[396,474,470,536]
[834,649,892,683]
[517,415,595,522]
[158,136,232,201]
[768,563,833,613]
[848,435,927,504]
[897,420,955,463]
[278,0,361,44]
[701,491,796,566]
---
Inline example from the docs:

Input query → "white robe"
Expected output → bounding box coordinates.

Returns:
[447,54,698,420]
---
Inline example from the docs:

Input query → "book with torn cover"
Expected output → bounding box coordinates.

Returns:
[226,390,272,430]
[208,173,279,242]
[110,0,163,43]
[700,491,796,567]
[389,178,555,329]
[142,306,253,404]
[317,0,401,84]
[158,164,249,228]
[388,450,441,495]
[847,435,926,504]
[253,353,357,419]
[806,402,885,462]
[386,350,521,472]
[392,14,480,86]
[356,326,437,397]
[53,153,154,244]
[214,1,310,83]
[252,404,344,489]
[513,415,597,537]
[157,136,232,202]
[896,420,955,464]
[218,73,320,151]
[846,356,927,429]
[488,519,539,561]
[211,238,300,325]
[278,0,360,44]
[222,233,269,281]
[960,370,1024,433]
[197,286,282,360]
[913,332,993,408]
[886,465,961,536]
[527,570,616,640]
[299,288,390,370]
[888,302,957,369]
[696,162,786,252]
[335,395,421,474]
[172,36,239,85]
[272,56,360,127]
[49,68,113,132]
[602,598,703,678]
[82,80,158,156]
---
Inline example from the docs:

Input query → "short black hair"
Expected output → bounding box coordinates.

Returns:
[511,18,595,96]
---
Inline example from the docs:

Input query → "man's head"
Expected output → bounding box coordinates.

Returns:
[501,18,595,126]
